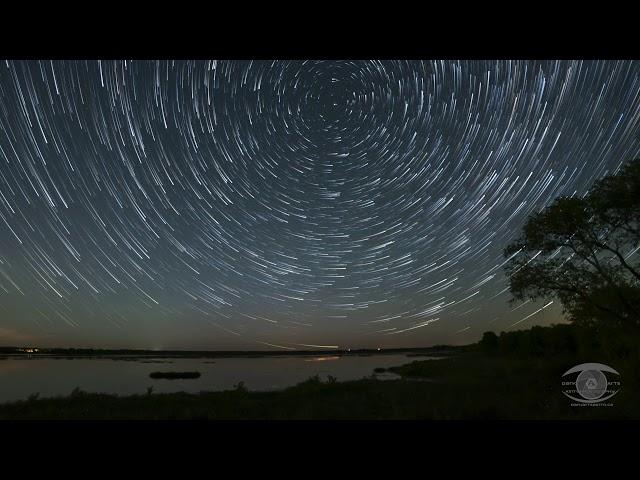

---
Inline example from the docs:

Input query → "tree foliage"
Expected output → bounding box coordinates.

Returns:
[504,159,640,328]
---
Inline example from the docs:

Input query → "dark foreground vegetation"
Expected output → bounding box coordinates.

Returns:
[1,323,638,420]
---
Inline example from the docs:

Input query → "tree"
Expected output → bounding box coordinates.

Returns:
[504,159,640,329]
[479,331,498,354]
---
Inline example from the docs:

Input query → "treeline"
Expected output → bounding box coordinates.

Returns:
[478,324,640,361]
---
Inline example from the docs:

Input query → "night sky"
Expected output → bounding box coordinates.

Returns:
[0,60,639,350]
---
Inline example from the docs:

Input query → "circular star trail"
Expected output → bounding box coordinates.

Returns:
[0,60,639,349]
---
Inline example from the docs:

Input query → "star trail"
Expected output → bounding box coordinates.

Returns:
[0,60,639,350]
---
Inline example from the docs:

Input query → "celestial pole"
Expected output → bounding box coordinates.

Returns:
[0,60,638,349]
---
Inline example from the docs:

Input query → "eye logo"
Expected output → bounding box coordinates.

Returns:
[561,363,620,406]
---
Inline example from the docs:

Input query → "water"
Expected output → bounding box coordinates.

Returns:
[0,354,426,403]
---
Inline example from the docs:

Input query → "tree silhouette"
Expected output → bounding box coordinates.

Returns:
[479,331,498,354]
[504,159,640,328]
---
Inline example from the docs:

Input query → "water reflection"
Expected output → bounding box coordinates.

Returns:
[0,354,427,403]
[304,356,340,362]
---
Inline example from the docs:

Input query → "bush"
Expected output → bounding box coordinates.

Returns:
[233,381,247,392]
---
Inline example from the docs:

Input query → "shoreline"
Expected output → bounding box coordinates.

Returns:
[0,346,465,361]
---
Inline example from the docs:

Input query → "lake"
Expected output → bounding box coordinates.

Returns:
[0,354,426,403]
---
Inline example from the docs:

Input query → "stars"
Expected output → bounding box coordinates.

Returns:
[0,60,638,348]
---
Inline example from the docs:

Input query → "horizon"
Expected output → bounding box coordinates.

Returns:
[0,343,464,352]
